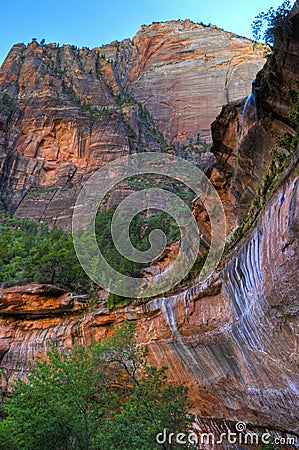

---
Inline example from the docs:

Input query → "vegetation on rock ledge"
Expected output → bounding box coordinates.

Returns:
[0,208,180,307]
[252,0,292,47]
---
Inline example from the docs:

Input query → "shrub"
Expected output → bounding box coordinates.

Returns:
[251,0,292,47]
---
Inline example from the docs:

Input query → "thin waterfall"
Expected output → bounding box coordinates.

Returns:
[238,90,258,143]
[233,81,258,184]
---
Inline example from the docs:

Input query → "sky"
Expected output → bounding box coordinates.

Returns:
[0,0,286,65]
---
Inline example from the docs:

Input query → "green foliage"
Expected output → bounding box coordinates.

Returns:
[174,140,210,169]
[137,103,172,151]
[0,215,93,293]
[251,0,292,46]
[125,173,195,206]
[0,206,181,303]
[289,86,299,128]
[115,92,137,106]
[95,207,180,308]
[0,323,193,450]
[0,93,15,110]
[81,102,110,117]
[64,85,109,117]
[258,439,280,449]
[106,292,131,309]
[124,121,137,140]
[225,76,299,255]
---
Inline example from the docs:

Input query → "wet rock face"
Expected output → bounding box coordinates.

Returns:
[0,14,298,442]
[138,162,299,433]
[0,23,266,228]
[210,12,299,229]
[0,159,298,434]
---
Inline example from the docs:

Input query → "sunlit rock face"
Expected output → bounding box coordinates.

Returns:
[0,23,266,228]
[0,11,299,445]
[128,20,266,144]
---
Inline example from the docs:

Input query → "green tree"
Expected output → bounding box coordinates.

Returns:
[0,324,194,450]
[251,0,292,47]
[0,208,180,302]
[0,215,93,293]
[259,440,280,449]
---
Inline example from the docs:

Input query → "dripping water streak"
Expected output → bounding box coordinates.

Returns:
[233,82,258,185]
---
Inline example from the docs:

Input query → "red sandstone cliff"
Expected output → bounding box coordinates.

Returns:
[129,21,266,144]
[0,12,298,447]
[1,150,298,437]
[0,22,266,229]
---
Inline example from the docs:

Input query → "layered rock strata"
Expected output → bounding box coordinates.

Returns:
[0,23,266,227]
[209,10,299,228]
[128,21,267,144]
[0,11,298,447]
[0,152,298,436]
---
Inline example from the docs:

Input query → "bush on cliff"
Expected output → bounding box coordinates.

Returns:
[0,324,193,450]
[0,216,93,293]
[252,0,292,47]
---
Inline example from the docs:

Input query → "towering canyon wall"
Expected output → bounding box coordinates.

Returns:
[0,22,266,228]
[1,149,298,434]
[210,9,299,228]
[0,10,298,445]
[128,21,266,143]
